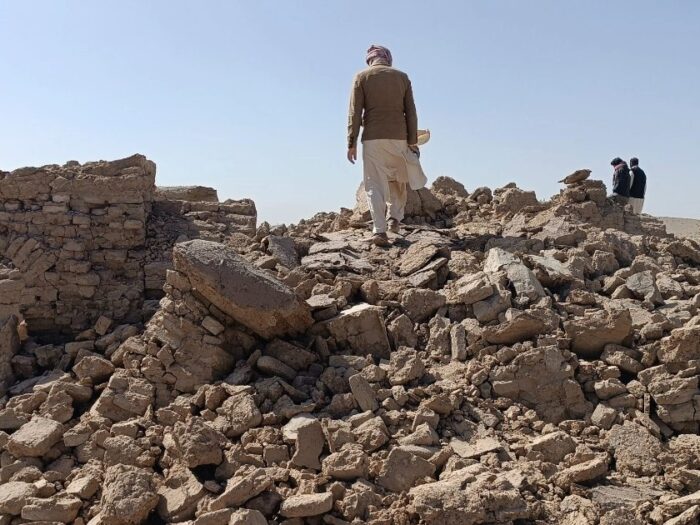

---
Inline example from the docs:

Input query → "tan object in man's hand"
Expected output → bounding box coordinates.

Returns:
[417,129,431,146]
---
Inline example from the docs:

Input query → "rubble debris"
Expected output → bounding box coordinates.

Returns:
[1,156,699,524]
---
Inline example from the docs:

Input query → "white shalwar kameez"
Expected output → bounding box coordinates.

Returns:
[362,139,427,234]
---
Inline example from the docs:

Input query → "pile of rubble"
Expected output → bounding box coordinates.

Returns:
[2,156,700,524]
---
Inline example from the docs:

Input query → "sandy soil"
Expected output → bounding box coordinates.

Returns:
[660,217,700,242]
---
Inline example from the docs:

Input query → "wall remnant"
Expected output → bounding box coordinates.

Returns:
[0,154,256,333]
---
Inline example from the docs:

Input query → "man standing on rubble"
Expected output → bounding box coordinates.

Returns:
[347,45,426,247]
[610,157,631,206]
[628,157,647,214]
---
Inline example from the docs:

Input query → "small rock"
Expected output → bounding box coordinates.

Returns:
[0,481,39,515]
[256,355,296,382]
[354,417,390,452]
[608,423,662,476]
[66,474,100,499]
[284,416,324,470]
[229,508,268,525]
[100,464,159,525]
[401,288,446,322]
[21,494,82,523]
[326,303,391,359]
[73,355,115,383]
[388,347,425,386]
[594,379,627,400]
[376,448,435,492]
[348,374,378,412]
[280,492,334,518]
[590,404,617,430]
[554,457,608,488]
[209,468,272,511]
[526,431,576,464]
[7,416,64,457]
[450,437,502,459]
[322,446,369,480]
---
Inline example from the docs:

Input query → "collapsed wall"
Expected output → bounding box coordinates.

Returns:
[0,155,257,334]
[144,187,256,299]
[3,156,700,524]
[0,155,155,333]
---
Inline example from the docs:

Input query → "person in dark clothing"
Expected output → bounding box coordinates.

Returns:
[628,157,647,214]
[610,157,631,205]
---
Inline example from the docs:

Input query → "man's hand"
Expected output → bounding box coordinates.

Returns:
[347,147,357,164]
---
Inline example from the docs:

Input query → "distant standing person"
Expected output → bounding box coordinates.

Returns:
[628,157,647,214]
[610,157,631,205]
[347,44,426,246]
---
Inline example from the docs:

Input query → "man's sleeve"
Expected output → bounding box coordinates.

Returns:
[629,170,635,188]
[347,76,364,148]
[404,79,418,146]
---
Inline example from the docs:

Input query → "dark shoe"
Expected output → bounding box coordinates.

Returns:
[371,233,390,247]
[387,218,401,233]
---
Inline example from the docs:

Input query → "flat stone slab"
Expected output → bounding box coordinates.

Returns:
[450,437,502,459]
[173,240,312,339]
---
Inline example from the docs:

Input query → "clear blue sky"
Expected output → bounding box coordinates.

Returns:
[1,1,698,223]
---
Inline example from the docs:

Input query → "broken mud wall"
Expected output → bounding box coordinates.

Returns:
[144,189,257,299]
[0,155,257,334]
[0,155,155,334]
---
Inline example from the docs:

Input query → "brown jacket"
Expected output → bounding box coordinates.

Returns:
[347,65,418,148]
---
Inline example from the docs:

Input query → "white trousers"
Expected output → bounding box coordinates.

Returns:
[629,197,644,214]
[362,139,413,233]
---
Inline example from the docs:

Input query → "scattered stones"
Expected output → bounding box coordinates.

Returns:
[1,158,699,524]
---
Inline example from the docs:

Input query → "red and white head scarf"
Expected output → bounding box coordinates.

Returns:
[366,45,393,66]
